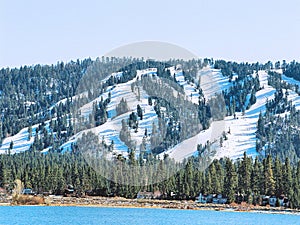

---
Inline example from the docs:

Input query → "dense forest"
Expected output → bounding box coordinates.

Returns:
[0,150,300,208]
[1,57,300,209]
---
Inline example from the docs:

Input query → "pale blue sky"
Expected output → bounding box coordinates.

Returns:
[1,0,299,68]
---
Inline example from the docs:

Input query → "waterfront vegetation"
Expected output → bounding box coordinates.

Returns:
[1,150,300,208]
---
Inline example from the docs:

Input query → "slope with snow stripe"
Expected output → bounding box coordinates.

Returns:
[214,70,275,159]
[168,67,200,104]
[0,121,50,154]
[199,67,233,99]
[170,66,234,105]
[282,74,300,87]
[213,70,300,159]
[166,70,275,161]
[5,67,300,162]
[0,68,158,155]
[163,67,235,161]
[85,80,158,155]
[61,68,159,154]
[0,127,34,153]
[161,120,224,161]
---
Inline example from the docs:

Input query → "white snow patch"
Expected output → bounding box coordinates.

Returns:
[199,67,233,99]
[168,67,200,104]
[0,124,38,154]
[214,70,275,160]
[165,70,277,162]
[282,74,300,87]
[60,68,159,155]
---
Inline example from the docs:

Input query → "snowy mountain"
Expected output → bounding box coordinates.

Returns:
[1,59,300,163]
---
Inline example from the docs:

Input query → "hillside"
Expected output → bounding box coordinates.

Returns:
[1,58,300,164]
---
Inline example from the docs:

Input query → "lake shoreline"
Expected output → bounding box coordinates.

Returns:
[2,196,300,215]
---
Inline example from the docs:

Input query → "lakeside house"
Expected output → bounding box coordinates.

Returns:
[137,192,153,199]
[137,191,162,199]
[196,193,211,203]
[196,193,227,204]
[197,192,289,207]
[64,184,75,196]
[262,195,289,207]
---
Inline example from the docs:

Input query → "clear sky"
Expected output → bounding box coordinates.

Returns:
[1,0,299,68]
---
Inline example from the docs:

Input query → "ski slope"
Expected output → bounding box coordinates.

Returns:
[214,71,274,159]
[61,68,159,155]
[0,121,48,154]
[167,68,300,161]
[3,66,300,163]
[165,70,275,161]
[0,68,158,155]
[281,74,300,111]
[161,120,224,161]
[169,67,200,104]
[0,126,35,154]
[199,66,235,99]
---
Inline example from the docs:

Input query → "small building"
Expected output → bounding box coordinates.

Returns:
[137,191,153,199]
[196,193,226,204]
[281,197,289,207]
[212,194,227,204]
[153,190,162,199]
[196,193,208,203]
[64,184,75,196]
[212,197,219,204]
[269,196,277,207]
[262,195,289,207]
[262,195,270,206]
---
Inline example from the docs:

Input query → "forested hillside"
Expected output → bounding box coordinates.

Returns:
[0,151,300,208]
[1,57,300,208]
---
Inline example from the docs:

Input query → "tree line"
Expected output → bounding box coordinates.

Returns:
[0,150,300,208]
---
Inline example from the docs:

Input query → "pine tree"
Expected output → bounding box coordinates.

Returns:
[264,155,276,196]
[148,97,152,106]
[116,98,129,116]
[28,125,32,140]
[137,104,143,120]
[292,162,300,208]
[209,162,221,194]
[238,152,252,197]
[204,171,212,194]
[273,156,283,196]
[184,159,194,198]
[283,158,293,199]
[251,157,263,204]
[249,89,257,105]
[223,158,237,203]
[0,161,7,187]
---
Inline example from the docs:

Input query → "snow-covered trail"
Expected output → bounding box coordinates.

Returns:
[166,70,276,161]
[169,67,200,104]
[0,121,47,154]
[162,121,224,161]
[4,66,300,162]
[163,67,232,162]
[281,74,300,111]
[199,66,234,99]
[214,71,275,159]
[61,69,159,155]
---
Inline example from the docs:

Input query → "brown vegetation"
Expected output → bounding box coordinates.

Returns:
[12,195,45,205]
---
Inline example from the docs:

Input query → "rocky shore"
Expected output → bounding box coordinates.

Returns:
[44,196,300,214]
[1,195,299,215]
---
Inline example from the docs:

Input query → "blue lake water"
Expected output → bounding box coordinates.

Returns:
[0,206,299,225]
